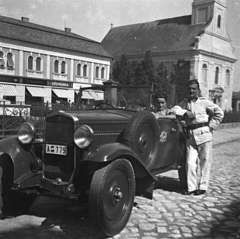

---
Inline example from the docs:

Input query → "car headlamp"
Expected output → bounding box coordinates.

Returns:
[17,122,36,144]
[74,125,94,148]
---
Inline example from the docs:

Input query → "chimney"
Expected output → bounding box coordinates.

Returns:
[21,17,29,22]
[65,27,71,33]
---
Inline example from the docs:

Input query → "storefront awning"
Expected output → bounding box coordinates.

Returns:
[88,90,103,101]
[52,89,71,98]
[76,91,94,99]
[27,86,49,97]
[1,84,20,96]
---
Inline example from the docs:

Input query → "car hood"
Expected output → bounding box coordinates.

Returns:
[63,109,135,123]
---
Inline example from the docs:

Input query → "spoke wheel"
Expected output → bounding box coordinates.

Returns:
[89,159,135,237]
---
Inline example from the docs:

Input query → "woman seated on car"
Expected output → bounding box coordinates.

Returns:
[151,94,176,119]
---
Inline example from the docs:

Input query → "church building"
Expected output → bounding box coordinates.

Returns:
[102,0,236,110]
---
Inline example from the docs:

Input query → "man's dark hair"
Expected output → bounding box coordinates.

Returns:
[187,79,200,88]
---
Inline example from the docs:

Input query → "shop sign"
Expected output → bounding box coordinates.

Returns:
[0,76,20,83]
[23,78,48,86]
[49,81,73,88]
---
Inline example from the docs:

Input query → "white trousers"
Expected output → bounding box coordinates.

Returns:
[186,140,212,192]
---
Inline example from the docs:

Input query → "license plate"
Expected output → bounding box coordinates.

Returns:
[45,144,67,155]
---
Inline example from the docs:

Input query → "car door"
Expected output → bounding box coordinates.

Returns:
[150,116,182,174]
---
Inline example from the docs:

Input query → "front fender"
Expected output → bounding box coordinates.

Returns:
[0,136,40,186]
[82,142,157,180]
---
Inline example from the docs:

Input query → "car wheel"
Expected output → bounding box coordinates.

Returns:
[122,111,159,170]
[0,155,37,216]
[89,158,135,237]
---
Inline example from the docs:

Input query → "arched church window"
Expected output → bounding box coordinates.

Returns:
[217,15,221,28]
[202,64,207,82]
[215,67,219,84]
[226,69,230,86]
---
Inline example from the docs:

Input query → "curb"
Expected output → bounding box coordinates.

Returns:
[218,122,240,129]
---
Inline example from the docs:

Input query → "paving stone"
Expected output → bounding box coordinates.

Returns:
[156,227,168,233]
[138,223,156,231]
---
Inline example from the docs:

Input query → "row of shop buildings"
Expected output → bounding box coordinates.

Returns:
[0,15,111,105]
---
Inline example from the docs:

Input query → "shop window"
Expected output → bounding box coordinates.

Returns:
[7,52,14,70]
[215,67,219,84]
[226,69,230,86]
[201,64,207,83]
[83,64,87,77]
[36,57,41,71]
[0,51,5,69]
[54,60,59,73]
[95,66,99,78]
[61,61,66,74]
[217,15,221,28]
[77,63,81,76]
[101,67,105,79]
[28,56,33,70]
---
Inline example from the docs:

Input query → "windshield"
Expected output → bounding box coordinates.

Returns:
[78,85,153,111]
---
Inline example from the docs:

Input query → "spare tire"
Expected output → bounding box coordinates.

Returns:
[122,111,159,170]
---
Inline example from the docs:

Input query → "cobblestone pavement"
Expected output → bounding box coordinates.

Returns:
[0,127,240,239]
[113,129,240,239]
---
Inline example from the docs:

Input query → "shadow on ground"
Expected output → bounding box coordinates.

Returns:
[154,176,183,194]
[0,196,104,239]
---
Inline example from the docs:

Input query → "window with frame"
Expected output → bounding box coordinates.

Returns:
[36,57,41,71]
[77,63,81,76]
[54,60,59,73]
[217,15,221,28]
[202,64,207,83]
[0,51,5,69]
[83,64,87,77]
[28,56,33,70]
[95,66,99,78]
[215,67,219,84]
[101,67,105,79]
[226,69,230,86]
[7,52,14,70]
[61,61,66,74]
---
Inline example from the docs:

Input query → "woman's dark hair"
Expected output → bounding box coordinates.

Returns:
[154,92,167,102]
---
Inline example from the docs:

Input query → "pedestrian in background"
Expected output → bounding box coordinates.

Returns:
[172,79,224,195]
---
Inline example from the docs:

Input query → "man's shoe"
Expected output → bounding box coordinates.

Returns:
[183,190,197,195]
[194,190,206,195]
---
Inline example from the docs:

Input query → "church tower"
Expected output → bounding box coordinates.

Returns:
[191,0,228,38]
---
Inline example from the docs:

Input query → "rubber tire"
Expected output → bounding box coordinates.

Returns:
[122,111,159,170]
[89,159,135,237]
[0,155,37,216]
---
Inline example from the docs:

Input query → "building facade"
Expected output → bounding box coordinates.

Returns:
[0,16,111,105]
[102,0,236,110]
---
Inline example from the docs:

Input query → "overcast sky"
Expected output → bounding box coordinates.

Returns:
[1,0,193,42]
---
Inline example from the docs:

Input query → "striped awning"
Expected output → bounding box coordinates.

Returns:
[1,84,20,96]
[88,90,103,101]
[52,89,71,98]
[76,91,94,99]
[27,86,48,97]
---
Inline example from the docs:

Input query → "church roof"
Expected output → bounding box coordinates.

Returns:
[0,15,110,58]
[101,15,207,57]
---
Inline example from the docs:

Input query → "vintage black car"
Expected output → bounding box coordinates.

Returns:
[0,84,186,237]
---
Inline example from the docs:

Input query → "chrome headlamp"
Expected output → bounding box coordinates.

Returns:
[74,125,94,148]
[17,122,36,144]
